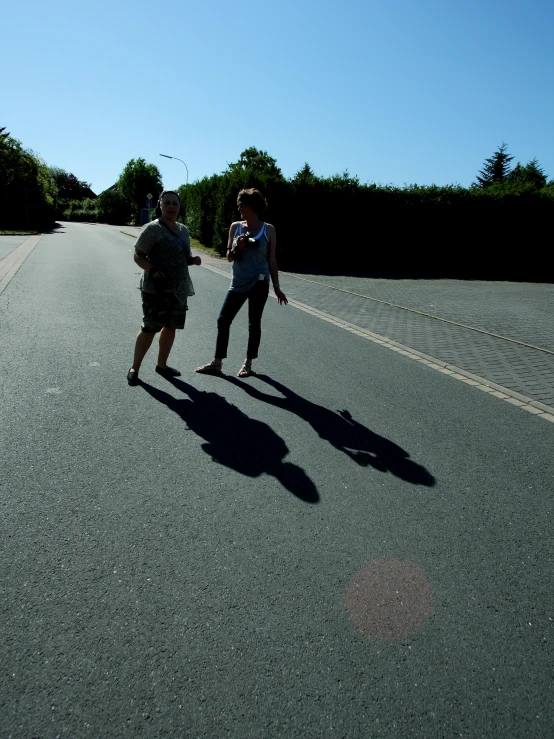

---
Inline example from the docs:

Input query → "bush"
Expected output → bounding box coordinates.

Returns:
[96,189,133,225]
[0,130,56,230]
[179,147,554,281]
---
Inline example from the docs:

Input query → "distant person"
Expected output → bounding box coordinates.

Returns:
[196,188,287,378]
[127,190,201,385]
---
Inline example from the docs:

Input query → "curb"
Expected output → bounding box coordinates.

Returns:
[0,233,43,295]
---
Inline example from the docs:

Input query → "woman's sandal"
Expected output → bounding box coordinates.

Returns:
[237,362,253,378]
[195,362,223,376]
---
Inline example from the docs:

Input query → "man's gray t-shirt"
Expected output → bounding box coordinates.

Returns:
[135,219,195,303]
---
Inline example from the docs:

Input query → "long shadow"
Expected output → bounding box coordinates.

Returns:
[226,374,436,487]
[139,378,319,504]
[43,223,66,234]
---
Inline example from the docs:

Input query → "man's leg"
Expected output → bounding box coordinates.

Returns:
[131,329,156,371]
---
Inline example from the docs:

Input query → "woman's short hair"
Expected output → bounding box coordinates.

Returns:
[237,188,267,217]
[155,190,181,218]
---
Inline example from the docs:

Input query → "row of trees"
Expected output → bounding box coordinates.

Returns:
[0,125,99,230]
[178,145,553,281]
[60,158,163,225]
[474,143,548,189]
[0,126,164,229]
[2,129,551,280]
[0,127,57,229]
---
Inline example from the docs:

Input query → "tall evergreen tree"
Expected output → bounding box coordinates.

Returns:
[474,143,513,187]
[292,163,317,185]
[507,158,547,189]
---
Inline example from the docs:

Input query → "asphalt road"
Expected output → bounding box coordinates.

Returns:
[1,222,553,738]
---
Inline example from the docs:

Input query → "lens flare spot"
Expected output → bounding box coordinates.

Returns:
[346,559,432,641]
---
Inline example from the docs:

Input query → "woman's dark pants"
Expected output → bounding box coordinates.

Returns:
[215,279,269,359]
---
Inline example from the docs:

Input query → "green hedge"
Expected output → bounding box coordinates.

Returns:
[0,133,56,230]
[181,175,553,281]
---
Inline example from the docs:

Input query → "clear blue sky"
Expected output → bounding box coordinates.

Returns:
[3,0,553,195]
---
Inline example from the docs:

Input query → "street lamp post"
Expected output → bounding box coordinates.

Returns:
[159,154,188,186]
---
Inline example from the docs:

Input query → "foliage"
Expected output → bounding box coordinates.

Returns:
[179,174,222,247]
[474,143,514,187]
[228,147,283,178]
[63,198,100,222]
[180,148,289,254]
[96,188,133,224]
[2,126,550,280]
[507,158,547,189]
[49,166,96,206]
[117,158,162,224]
[181,145,553,281]
[0,127,56,229]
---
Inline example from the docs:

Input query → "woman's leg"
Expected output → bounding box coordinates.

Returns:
[245,280,269,360]
[214,290,248,359]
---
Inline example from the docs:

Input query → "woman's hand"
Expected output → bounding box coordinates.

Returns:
[275,287,288,305]
[193,256,202,266]
[149,268,165,281]
[235,234,247,251]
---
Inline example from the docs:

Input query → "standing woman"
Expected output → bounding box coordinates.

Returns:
[196,188,287,377]
[127,190,201,385]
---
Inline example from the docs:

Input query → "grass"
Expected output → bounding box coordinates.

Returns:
[190,238,220,256]
[0,230,38,235]
[119,230,221,258]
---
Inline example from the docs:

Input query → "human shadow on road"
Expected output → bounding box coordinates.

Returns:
[44,222,65,234]
[139,378,320,503]
[227,374,435,487]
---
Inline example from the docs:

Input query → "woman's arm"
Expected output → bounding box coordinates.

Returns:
[266,224,288,305]
[226,222,245,262]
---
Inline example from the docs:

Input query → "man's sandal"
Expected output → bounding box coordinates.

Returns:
[237,363,253,377]
[127,368,139,386]
[195,362,223,376]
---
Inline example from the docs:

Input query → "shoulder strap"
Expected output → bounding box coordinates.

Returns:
[159,219,187,247]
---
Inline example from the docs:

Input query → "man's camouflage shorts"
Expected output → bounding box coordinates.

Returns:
[141,291,187,333]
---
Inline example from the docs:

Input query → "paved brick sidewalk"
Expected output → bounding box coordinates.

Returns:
[289,273,554,352]
[199,253,554,411]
